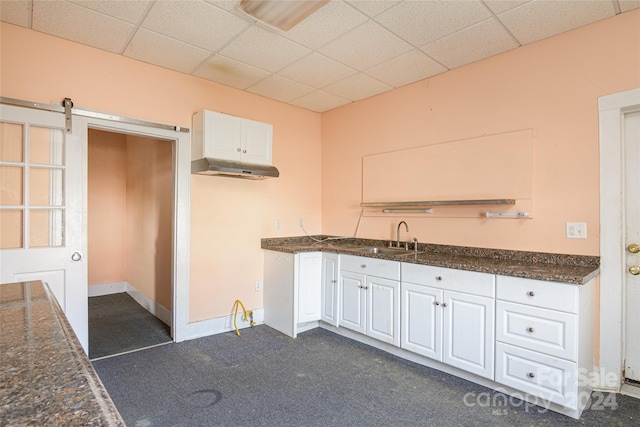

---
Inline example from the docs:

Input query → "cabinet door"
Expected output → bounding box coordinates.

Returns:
[339,271,366,334]
[203,111,242,161]
[443,291,495,379]
[367,276,400,346]
[241,118,272,165]
[297,252,322,325]
[401,282,442,360]
[321,253,339,326]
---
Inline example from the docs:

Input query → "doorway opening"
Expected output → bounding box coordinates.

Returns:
[87,129,174,359]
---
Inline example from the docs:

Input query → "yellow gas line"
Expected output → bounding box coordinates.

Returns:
[233,299,255,336]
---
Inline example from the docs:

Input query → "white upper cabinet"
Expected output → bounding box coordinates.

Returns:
[192,110,273,165]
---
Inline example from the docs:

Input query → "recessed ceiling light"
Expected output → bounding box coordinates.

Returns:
[239,0,330,32]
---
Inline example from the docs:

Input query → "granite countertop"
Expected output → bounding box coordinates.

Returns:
[262,236,600,285]
[0,281,125,426]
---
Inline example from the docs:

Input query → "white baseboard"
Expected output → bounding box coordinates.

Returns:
[88,281,127,297]
[88,281,171,328]
[125,284,171,327]
[182,308,265,341]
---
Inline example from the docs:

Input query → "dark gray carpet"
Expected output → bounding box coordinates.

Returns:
[89,293,171,360]
[92,326,640,426]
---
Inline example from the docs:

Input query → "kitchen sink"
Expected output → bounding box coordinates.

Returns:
[358,246,417,256]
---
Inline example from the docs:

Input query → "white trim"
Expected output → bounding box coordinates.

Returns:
[82,116,190,343]
[598,88,640,390]
[182,308,265,341]
[88,281,127,297]
[126,283,172,327]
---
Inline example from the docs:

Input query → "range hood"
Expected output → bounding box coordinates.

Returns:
[191,158,279,179]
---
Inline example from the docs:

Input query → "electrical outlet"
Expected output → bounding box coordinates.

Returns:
[255,281,262,291]
[299,218,304,228]
[275,219,281,230]
[566,222,587,239]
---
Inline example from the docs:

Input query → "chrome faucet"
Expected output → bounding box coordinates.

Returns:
[397,221,409,248]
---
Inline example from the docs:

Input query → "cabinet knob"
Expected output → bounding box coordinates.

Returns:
[434,301,440,306]
[527,291,535,297]
[527,372,535,379]
[236,148,241,152]
[442,303,448,308]
[527,327,535,333]
[435,276,443,281]
[331,280,337,283]
[360,264,367,269]
[243,149,247,153]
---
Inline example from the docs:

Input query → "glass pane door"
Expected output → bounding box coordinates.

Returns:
[0,121,65,249]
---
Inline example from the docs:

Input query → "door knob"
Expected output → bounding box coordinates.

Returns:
[630,266,640,276]
[628,243,640,254]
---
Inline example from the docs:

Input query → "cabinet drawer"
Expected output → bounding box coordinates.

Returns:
[495,342,577,409]
[340,255,399,280]
[496,276,578,313]
[496,301,577,361]
[401,263,494,298]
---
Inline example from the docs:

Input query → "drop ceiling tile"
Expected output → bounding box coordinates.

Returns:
[319,20,413,71]
[498,0,616,45]
[142,0,250,52]
[421,18,519,70]
[123,28,211,74]
[366,49,447,88]
[346,0,401,17]
[375,0,490,46]
[278,52,356,88]
[68,0,154,24]
[219,25,311,73]
[246,75,315,103]
[483,0,532,15]
[192,55,270,90]
[283,0,368,50]
[323,72,392,101]
[1,0,31,27]
[290,90,351,113]
[32,1,136,53]
[619,0,640,12]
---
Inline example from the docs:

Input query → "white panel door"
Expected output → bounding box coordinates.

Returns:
[443,290,494,379]
[624,109,640,382]
[297,252,322,324]
[401,282,442,360]
[339,271,366,334]
[0,104,87,350]
[321,253,339,326]
[366,276,400,346]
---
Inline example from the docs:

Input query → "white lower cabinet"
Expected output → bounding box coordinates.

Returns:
[264,249,596,419]
[263,250,321,338]
[400,263,495,380]
[339,255,400,346]
[494,275,595,416]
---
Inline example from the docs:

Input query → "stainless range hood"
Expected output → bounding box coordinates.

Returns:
[191,157,279,179]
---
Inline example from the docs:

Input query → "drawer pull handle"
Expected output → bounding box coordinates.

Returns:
[527,372,535,379]
[361,264,367,269]
[435,276,443,281]
[527,327,535,333]
[527,291,535,297]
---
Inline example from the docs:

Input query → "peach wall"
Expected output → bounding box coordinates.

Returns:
[87,130,127,285]
[321,10,640,256]
[0,22,322,323]
[125,135,172,310]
